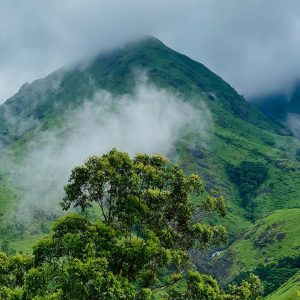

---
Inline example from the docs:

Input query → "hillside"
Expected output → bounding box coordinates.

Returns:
[264,271,300,300]
[207,209,300,295]
[0,37,282,146]
[0,37,299,263]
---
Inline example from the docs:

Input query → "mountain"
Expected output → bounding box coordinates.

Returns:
[0,37,300,294]
[0,37,285,146]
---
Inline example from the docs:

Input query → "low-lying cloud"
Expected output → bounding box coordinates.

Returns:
[10,81,211,219]
[286,113,300,139]
[2,0,300,102]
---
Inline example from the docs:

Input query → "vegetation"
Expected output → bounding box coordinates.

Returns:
[0,37,299,298]
[264,271,300,300]
[296,148,300,161]
[1,36,300,247]
[237,255,300,296]
[208,209,300,288]
[0,149,263,299]
[227,161,268,213]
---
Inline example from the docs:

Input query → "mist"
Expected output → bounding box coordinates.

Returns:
[286,113,300,139]
[2,0,300,102]
[8,80,211,223]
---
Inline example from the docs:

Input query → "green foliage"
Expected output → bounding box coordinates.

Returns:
[236,255,300,296]
[0,150,263,299]
[164,272,262,300]
[296,148,300,161]
[1,36,298,297]
[227,161,268,212]
[264,271,300,300]
[62,148,226,253]
[226,274,263,300]
[1,240,16,255]
[166,271,224,300]
[24,256,137,299]
[0,252,32,299]
[209,209,300,287]
[1,35,300,252]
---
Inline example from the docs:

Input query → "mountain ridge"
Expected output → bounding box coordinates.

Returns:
[0,36,285,147]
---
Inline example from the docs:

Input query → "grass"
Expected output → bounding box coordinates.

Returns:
[209,209,300,284]
[264,271,300,300]
[0,233,45,254]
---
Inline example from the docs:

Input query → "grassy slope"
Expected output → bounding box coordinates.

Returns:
[209,209,300,284]
[264,271,300,300]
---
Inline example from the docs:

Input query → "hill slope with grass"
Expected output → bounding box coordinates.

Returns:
[264,271,300,300]
[207,209,300,296]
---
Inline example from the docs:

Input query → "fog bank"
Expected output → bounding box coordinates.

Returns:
[10,81,211,219]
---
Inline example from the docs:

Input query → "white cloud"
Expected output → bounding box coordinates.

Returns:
[1,0,300,102]
[286,113,300,139]
[10,80,211,213]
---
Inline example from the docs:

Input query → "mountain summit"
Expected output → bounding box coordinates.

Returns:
[0,37,282,146]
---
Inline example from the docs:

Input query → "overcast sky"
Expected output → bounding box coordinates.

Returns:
[1,0,300,103]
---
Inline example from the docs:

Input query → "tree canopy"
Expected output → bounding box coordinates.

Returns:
[0,149,263,299]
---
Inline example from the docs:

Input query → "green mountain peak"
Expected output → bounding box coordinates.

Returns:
[0,36,284,146]
[0,39,300,288]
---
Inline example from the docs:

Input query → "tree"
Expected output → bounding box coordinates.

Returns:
[0,252,32,299]
[62,148,227,249]
[226,274,264,300]
[44,148,228,298]
[0,149,263,299]
[1,240,16,256]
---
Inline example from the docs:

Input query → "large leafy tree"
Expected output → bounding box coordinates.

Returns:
[62,148,227,251]
[0,149,263,299]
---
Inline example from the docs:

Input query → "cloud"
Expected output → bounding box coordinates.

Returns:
[286,113,300,139]
[8,80,211,220]
[1,0,300,102]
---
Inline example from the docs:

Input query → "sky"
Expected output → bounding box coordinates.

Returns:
[1,0,300,103]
